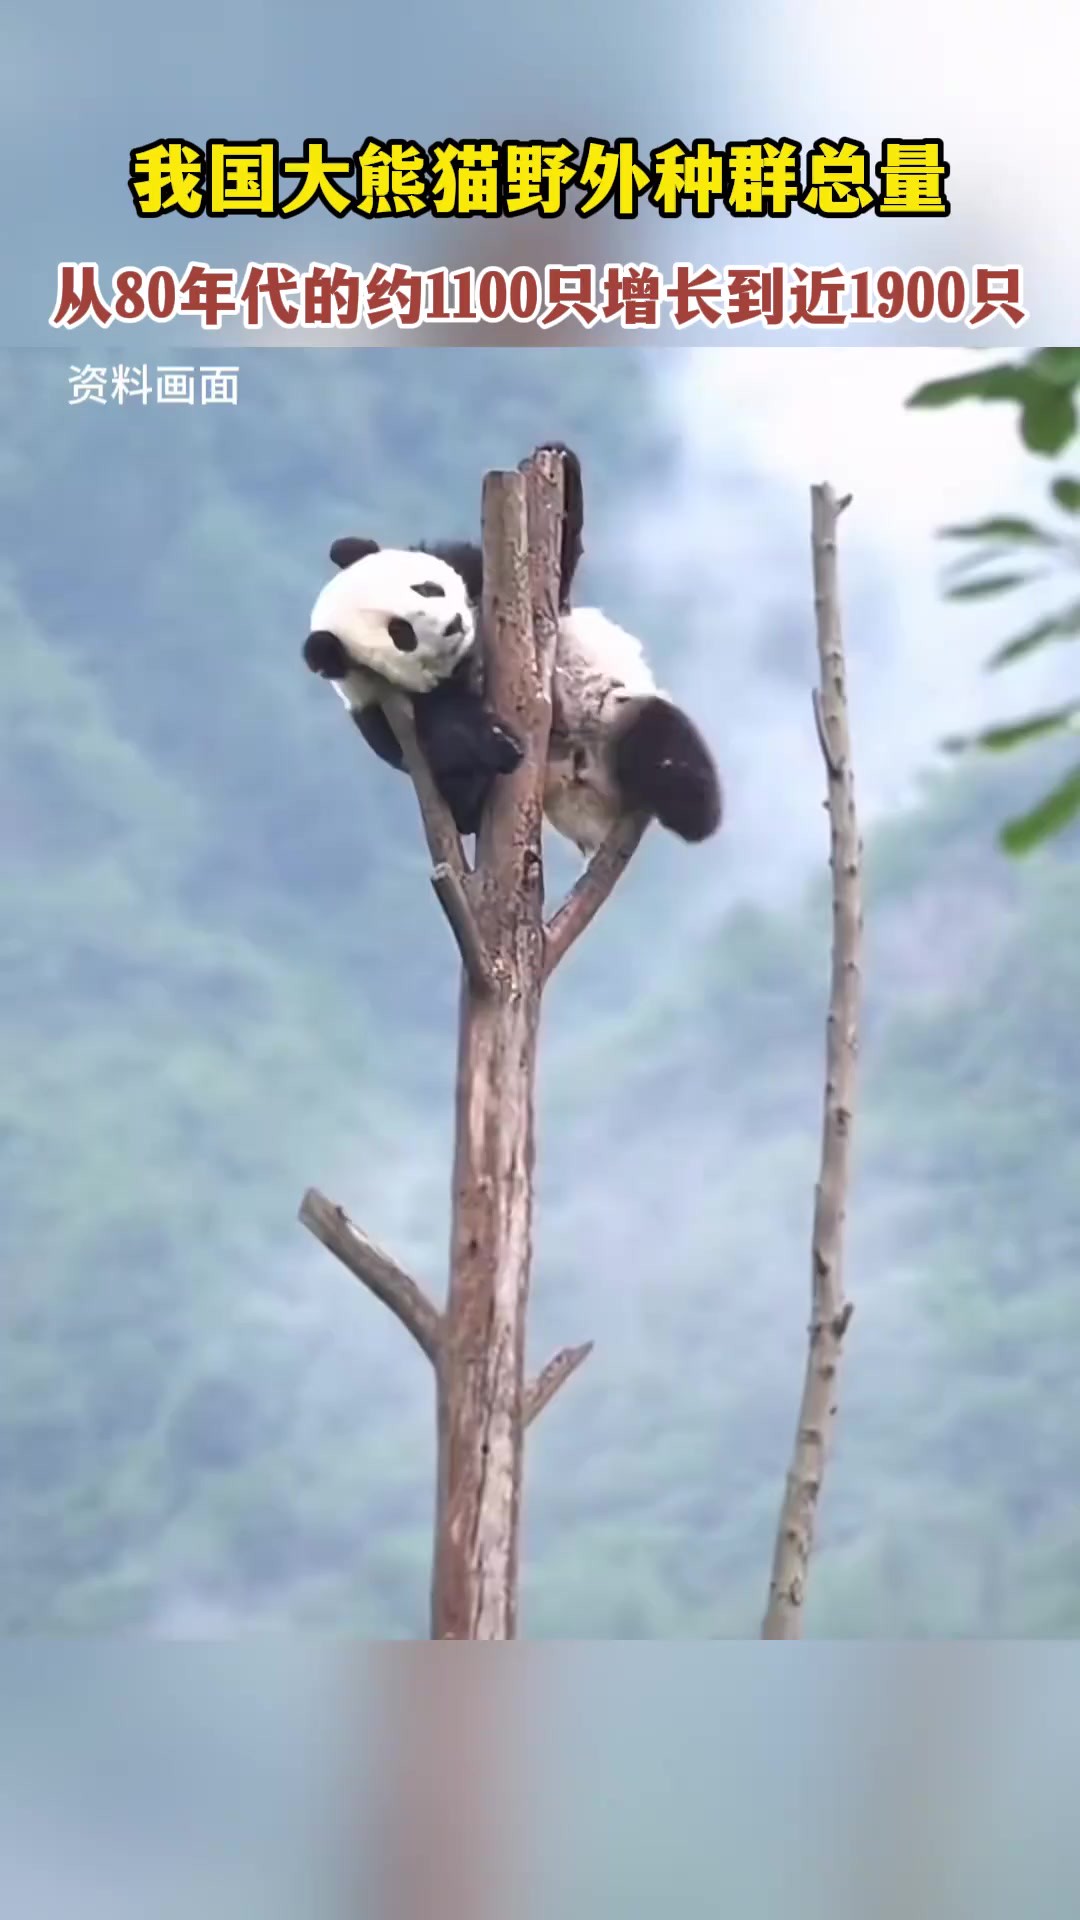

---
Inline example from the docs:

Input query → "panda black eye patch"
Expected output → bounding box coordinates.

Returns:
[411,580,446,598]
[388,616,418,653]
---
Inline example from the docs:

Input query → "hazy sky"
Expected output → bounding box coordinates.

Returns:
[615,347,1072,903]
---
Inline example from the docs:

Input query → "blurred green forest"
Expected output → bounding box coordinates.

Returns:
[1,346,1078,1637]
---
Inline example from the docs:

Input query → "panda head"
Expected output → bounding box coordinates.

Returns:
[303,541,476,696]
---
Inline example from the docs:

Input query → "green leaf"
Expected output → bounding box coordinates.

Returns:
[942,545,1016,582]
[945,571,1039,601]
[939,516,1058,546]
[1020,385,1077,455]
[1051,475,1080,513]
[987,600,1080,667]
[1000,761,1080,853]
[907,365,1035,411]
[1029,349,1080,388]
[942,705,1080,756]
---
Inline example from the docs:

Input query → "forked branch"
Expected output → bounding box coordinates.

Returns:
[544,812,651,978]
[298,1187,442,1362]
[299,1188,590,1427]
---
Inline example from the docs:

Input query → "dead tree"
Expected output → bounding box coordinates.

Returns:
[299,446,648,1640]
[761,482,863,1638]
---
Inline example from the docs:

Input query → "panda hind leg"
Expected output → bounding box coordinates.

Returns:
[610,697,723,843]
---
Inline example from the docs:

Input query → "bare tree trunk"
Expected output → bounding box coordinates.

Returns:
[762,482,862,1639]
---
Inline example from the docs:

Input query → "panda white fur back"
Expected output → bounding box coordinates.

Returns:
[545,606,663,852]
[301,445,722,856]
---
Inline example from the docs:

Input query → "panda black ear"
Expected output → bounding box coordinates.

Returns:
[330,536,380,569]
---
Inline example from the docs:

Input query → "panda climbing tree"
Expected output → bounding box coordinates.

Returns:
[301,441,722,856]
[299,442,719,1640]
[296,442,861,1646]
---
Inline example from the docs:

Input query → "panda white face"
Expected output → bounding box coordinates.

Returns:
[306,546,476,696]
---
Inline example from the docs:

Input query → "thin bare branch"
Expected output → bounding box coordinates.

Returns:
[523,1341,594,1427]
[380,692,468,879]
[430,862,496,996]
[543,812,651,978]
[762,480,863,1640]
[381,691,494,993]
[299,1186,442,1364]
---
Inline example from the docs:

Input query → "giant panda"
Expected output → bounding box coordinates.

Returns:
[301,542,522,838]
[302,444,722,856]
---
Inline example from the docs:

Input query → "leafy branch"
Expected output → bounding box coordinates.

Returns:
[907,349,1080,851]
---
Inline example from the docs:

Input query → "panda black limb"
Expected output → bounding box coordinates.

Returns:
[609,697,721,844]
[346,671,522,838]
